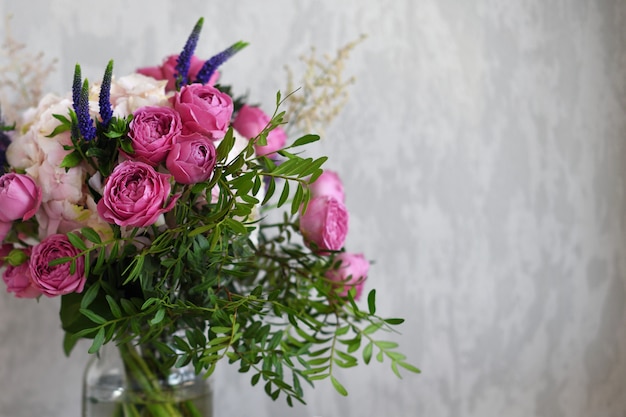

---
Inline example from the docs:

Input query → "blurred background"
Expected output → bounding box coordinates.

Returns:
[1,0,626,416]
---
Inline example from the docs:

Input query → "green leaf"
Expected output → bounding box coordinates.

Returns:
[251,373,261,386]
[88,328,106,354]
[375,341,399,349]
[79,308,107,325]
[363,323,382,335]
[120,298,138,315]
[119,138,134,154]
[47,257,73,267]
[262,177,276,205]
[367,289,376,315]
[216,128,236,162]
[398,361,421,374]
[59,151,83,169]
[81,227,102,244]
[384,318,405,325]
[80,283,100,309]
[211,326,232,335]
[330,376,348,396]
[308,357,330,366]
[290,183,303,215]
[289,134,320,148]
[277,181,290,207]
[335,325,350,336]
[363,342,373,364]
[141,297,159,311]
[150,308,166,325]
[46,123,71,138]
[105,295,122,319]
[66,232,87,251]
[62,332,79,356]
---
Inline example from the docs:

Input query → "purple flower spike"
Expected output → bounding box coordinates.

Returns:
[175,17,204,89]
[99,60,114,128]
[72,64,82,112]
[195,41,248,85]
[77,80,96,141]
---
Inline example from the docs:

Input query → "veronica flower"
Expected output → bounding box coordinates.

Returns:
[72,64,81,109]
[72,65,96,141]
[99,60,114,129]
[77,80,96,141]
[175,17,204,89]
[195,41,248,85]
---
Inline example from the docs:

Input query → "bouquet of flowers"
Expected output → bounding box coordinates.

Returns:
[0,18,417,416]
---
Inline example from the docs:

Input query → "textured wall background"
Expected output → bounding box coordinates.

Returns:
[1,0,626,416]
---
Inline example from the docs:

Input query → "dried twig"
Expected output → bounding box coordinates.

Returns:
[0,14,57,122]
[284,34,366,137]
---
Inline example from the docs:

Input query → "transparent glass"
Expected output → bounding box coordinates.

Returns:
[82,342,213,417]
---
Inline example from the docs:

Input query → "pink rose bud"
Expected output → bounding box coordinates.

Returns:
[97,160,179,228]
[310,170,345,203]
[166,133,217,184]
[173,84,233,140]
[137,54,219,91]
[125,106,182,166]
[3,248,41,298]
[29,235,85,297]
[0,173,42,222]
[232,105,287,156]
[299,196,349,253]
[325,252,369,300]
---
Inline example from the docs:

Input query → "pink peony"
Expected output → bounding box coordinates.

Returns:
[29,234,85,297]
[309,170,345,203]
[166,133,217,184]
[137,54,219,92]
[0,173,42,222]
[232,105,287,156]
[36,198,110,239]
[3,248,41,299]
[299,196,349,253]
[173,84,233,140]
[325,252,369,300]
[97,160,179,228]
[125,106,182,166]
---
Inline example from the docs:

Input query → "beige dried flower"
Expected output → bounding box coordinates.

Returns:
[284,34,366,137]
[0,14,57,123]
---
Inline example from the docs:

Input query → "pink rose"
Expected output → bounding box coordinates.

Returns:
[173,84,233,140]
[0,173,42,222]
[310,170,345,203]
[30,234,85,297]
[97,160,179,228]
[125,106,182,166]
[232,105,287,156]
[325,252,369,300]
[3,248,41,298]
[137,54,219,91]
[166,133,217,184]
[299,196,349,253]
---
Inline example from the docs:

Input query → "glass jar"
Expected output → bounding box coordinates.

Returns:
[82,341,213,417]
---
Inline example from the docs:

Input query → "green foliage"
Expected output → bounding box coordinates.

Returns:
[43,82,419,406]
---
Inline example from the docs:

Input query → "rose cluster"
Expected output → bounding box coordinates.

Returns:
[0,49,367,302]
[299,170,369,299]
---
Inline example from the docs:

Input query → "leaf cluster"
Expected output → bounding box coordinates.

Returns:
[42,85,419,405]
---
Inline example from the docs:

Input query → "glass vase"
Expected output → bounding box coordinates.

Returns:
[82,340,213,417]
